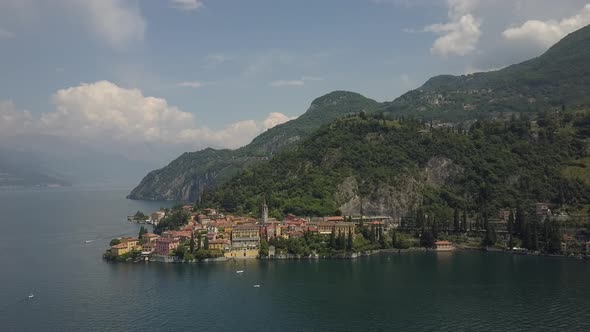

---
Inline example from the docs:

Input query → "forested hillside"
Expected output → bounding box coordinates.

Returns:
[202,111,590,220]
[385,25,590,120]
[128,92,379,201]
[130,24,590,203]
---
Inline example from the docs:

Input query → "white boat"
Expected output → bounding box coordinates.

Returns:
[253,284,261,288]
[236,270,244,274]
[28,294,34,299]
[84,240,94,243]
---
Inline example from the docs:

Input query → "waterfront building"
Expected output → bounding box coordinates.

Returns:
[335,222,356,236]
[154,238,180,256]
[434,241,454,251]
[121,237,140,251]
[111,243,129,256]
[142,233,160,243]
[209,239,230,251]
[231,224,260,249]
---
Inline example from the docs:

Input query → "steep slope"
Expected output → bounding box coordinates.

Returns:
[128,91,380,201]
[202,111,590,218]
[386,24,590,119]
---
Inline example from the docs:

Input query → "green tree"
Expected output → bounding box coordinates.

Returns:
[390,228,397,248]
[329,229,336,249]
[347,229,353,251]
[482,226,497,247]
[109,238,121,246]
[545,219,562,254]
[138,226,147,240]
[259,240,270,257]
[515,203,526,235]
[531,216,540,251]
[189,231,196,254]
[203,236,209,250]
[462,210,468,232]
[420,229,435,248]
[453,208,460,233]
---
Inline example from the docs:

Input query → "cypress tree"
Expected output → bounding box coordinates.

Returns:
[515,203,525,235]
[330,229,336,249]
[531,216,539,251]
[546,219,562,254]
[347,229,353,251]
[203,236,209,250]
[189,231,196,254]
[462,210,468,232]
[453,208,460,233]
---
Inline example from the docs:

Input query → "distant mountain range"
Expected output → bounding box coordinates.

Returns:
[0,148,70,187]
[0,135,161,188]
[129,24,590,203]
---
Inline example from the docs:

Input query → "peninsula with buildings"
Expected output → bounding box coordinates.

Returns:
[115,26,590,264]
[104,199,590,263]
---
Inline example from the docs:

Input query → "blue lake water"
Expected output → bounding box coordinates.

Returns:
[1,187,590,331]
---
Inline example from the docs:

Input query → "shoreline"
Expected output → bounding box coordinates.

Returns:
[105,246,590,264]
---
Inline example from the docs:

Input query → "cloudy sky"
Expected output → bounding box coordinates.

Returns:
[1,0,590,163]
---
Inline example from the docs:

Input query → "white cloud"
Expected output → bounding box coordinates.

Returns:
[503,4,590,47]
[423,0,481,57]
[270,80,305,87]
[67,0,146,49]
[177,81,205,88]
[270,76,324,87]
[263,112,296,130]
[0,28,14,39]
[0,81,295,151]
[0,100,34,135]
[202,53,233,70]
[170,0,204,11]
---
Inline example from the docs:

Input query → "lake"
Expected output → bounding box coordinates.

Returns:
[1,187,590,331]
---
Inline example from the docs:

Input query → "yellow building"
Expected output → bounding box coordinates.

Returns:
[316,222,356,235]
[121,238,140,251]
[334,223,356,236]
[231,225,260,249]
[209,239,230,251]
[111,243,129,256]
[224,248,259,259]
[317,223,334,235]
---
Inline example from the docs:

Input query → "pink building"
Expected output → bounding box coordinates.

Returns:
[154,238,180,256]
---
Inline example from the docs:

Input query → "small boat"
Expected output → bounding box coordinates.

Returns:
[28,294,35,299]
[253,284,261,288]
[84,240,94,243]
[236,270,244,274]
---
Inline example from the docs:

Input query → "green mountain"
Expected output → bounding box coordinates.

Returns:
[386,24,590,119]
[202,111,590,219]
[128,92,380,201]
[130,24,590,203]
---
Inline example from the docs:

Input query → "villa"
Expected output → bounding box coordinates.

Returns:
[434,241,454,251]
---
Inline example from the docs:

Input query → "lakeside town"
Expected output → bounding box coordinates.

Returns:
[104,201,590,263]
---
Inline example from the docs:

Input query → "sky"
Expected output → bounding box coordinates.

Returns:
[1,0,590,164]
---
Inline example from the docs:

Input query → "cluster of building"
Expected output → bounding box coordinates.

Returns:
[110,203,394,260]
